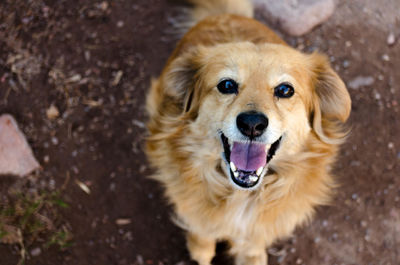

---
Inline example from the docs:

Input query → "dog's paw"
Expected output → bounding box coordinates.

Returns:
[186,233,216,265]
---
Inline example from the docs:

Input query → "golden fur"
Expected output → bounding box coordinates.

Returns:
[146,0,351,264]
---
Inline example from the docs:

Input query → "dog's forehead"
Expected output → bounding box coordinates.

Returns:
[209,43,308,84]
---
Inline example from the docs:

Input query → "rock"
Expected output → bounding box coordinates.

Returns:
[347,76,375,90]
[382,54,390,61]
[0,114,40,176]
[387,32,396,46]
[30,247,42,256]
[46,104,59,120]
[254,0,335,36]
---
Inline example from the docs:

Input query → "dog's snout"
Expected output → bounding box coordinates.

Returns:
[236,111,268,138]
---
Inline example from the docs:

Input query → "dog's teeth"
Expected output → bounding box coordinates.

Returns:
[249,176,258,182]
[233,171,239,178]
[256,167,263,176]
[230,162,237,172]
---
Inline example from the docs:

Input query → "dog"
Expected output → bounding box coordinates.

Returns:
[146,0,351,264]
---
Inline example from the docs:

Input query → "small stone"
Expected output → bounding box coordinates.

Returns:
[347,76,375,90]
[342,60,350,68]
[136,255,144,265]
[72,166,79,174]
[254,0,336,36]
[387,32,396,46]
[382,54,390,61]
[51,137,59,145]
[84,50,91,61]
[0,114,40,176]
[46,105,59,120]
[30,247,41,256]
[117,20,124,28]
[99,1,108,11]
[360,220,367,227]
[388,142,394,149]
[66,74,82,83]
[43,155,50,163]
[115,218,131,225]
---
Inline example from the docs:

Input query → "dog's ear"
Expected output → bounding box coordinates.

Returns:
[309,53,351,144]
[163,47,205,116]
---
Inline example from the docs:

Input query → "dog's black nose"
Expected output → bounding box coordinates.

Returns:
[236,111,268,139]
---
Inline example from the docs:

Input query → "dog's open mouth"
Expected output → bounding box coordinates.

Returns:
[220,133,281,189]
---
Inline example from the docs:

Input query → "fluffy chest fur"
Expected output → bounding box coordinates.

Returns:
[147,123,335,244]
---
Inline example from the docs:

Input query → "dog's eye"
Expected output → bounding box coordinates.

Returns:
[217,79,238,94]
[274,83,294,98]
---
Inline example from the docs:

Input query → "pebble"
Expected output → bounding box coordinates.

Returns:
[382,54,390,61]
[115,218,131,225]
[347,76,375,90]
[30,247,41,256]
[254,0,336,36]
[360,220,367,227]
[387,32,396,46]
[136,255,144,265]
[51,136,59,145]
[0,114,40,176]
[46,104,60,120]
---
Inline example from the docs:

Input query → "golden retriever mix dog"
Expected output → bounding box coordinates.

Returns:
[146,0,351,264]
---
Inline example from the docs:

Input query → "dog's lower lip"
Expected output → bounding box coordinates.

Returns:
[230,168,261,188]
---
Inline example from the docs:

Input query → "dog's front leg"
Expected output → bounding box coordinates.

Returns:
[186,232,216,265]
[231,239,268,265]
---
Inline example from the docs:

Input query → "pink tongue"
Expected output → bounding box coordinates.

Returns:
[230,142,267,171]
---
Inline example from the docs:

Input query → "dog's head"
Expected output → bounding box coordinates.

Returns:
[162,42,351,190]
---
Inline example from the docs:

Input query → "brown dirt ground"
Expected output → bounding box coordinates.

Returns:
[0,0,399,264]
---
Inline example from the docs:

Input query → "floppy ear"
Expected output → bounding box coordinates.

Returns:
[309,53,351,144]
[162,47,205,117]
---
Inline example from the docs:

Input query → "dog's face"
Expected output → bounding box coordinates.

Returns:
[164,42,350,190]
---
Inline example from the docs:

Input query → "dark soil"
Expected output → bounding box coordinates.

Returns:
[0,0,399,264]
